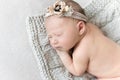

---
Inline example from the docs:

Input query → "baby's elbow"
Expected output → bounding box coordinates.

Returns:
[73,73,82,77]
[72,73,83,77]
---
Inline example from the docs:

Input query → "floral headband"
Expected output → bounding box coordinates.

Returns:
[45,0,88,22]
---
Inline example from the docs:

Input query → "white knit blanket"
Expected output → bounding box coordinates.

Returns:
[26,0,120,80]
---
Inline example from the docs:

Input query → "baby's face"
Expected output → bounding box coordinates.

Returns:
[45,15,80,51]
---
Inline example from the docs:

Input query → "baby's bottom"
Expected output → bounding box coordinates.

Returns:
[98,77,120,80]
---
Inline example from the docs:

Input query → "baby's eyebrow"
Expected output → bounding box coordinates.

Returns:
[55,32,63,35]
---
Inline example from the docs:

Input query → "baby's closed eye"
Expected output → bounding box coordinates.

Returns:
[56,32,63,36]
[56,33,62,36]
[47,32,63,39]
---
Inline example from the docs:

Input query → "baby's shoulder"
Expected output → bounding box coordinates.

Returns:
[72,45,90,63]
[73,37,94,59]
[73,44,89,58]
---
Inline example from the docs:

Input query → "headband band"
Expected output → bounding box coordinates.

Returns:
[45,0,88,22]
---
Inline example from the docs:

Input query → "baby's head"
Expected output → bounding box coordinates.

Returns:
[45,0,88,51]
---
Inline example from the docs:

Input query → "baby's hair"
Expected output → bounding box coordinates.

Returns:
[63,0,86,15]
[62,0,86,24]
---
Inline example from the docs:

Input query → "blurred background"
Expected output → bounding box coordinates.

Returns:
[0,0,92,80]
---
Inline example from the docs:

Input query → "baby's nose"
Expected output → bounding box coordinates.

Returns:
[51,39,58,46]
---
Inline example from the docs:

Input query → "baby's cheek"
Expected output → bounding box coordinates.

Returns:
[61,39,72,48]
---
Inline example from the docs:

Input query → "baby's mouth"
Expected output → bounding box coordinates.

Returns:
[55,46,61,49]
[55,46,63,50]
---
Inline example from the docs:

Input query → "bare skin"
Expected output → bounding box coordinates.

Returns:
[45,15,120,80]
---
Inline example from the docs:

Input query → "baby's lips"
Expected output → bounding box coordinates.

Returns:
[55,46,62,50]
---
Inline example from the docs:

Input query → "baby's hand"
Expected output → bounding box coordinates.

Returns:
[55,49,69,56]
[55,49,67,53]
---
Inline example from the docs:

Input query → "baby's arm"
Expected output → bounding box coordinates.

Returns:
[98,77,120,80]
[56,49,89,76]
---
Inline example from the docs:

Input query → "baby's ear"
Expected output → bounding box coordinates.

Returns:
[76,21,86,35]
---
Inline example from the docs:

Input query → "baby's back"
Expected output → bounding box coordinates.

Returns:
[86,23,120,78]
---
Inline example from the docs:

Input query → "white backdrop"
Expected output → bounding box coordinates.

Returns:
[0,0,92,80]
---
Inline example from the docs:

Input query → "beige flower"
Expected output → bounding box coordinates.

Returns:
[45,0,73,17]
[53,0,66,14]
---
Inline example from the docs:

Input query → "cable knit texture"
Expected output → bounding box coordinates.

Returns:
[26,0,120,80]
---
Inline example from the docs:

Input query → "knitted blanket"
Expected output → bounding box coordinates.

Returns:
[26,0,120,80]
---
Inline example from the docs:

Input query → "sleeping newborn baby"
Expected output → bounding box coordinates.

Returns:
[45,0,120,80]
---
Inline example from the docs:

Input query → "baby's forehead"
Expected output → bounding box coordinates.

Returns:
[45,15,78,32]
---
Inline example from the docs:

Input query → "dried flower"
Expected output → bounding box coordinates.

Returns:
[45,0,73,17]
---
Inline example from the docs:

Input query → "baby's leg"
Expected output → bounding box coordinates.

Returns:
[98,77,120,80]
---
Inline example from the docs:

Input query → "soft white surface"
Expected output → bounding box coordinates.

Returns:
[0,0,92,80]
